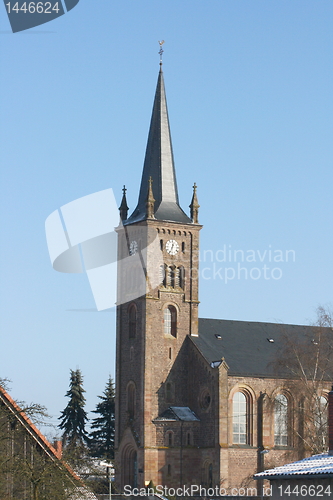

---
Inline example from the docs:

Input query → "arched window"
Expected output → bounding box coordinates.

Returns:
[164,308,171,334]
[174,267,180,287]
[274,394,288,446]
[159,265,165,286]
[315,395,328,447]
[170,267,176,288]
[233,392,249,444]
[127,382,136,418]
[164,306,177,337]
[166,431,174,447]
[187,432,192,446]
[128,304,137,339]
[321,395,328,414]
[200,389,211,410]
[166,267,172,287]
[179,266,185,289]
[314,396,327,426]
[122,446,138,488]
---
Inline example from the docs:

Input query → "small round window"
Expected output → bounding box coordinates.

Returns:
[200,389,211,410]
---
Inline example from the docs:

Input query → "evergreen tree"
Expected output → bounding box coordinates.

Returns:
[89,376,115,459]
[58,369,89,450]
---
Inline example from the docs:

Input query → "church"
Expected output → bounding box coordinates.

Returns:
[114,61,330,493]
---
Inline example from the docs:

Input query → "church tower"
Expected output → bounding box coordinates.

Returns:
[115,62,202,490]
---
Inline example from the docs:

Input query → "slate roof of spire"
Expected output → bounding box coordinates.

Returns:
[125,69,191,225]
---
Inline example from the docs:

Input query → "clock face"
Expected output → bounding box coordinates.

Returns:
[129,240,138,256]
[166,239,179,255]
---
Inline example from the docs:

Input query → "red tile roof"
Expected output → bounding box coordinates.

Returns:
[0,385,80,481]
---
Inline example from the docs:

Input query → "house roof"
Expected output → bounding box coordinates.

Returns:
[0,385,98,499]
[0,385,65,463]
[192,318,327,379]
[154,406,200,422]
[254,453,333,479]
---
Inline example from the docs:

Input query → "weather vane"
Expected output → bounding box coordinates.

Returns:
[158,40,165,65]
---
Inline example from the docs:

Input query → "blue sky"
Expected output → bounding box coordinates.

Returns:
[0,0,332,435]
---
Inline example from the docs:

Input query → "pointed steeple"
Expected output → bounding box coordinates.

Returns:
[146,176,155,219]
[125,67,191,225]
[119,185,129,221]
[189,183,200,224]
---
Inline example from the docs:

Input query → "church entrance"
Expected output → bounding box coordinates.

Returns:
[122,446,138,488]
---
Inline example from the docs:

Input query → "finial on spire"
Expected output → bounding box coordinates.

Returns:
[146,176,156,219]
[119,185,129,221]
[158,40,165,67]
[189,183,200,224]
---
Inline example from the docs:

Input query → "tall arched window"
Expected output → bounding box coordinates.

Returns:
[170,266,176,288]
[174,267,180,287]
[314,396,328,426]
[127,382,136,418]
[179,266,185,289]
[315,395,328,448]
[122,446,137,488]
[165,431,174,447]
[187,432,192,446]
[164,306,177,337]
[129,304,137,339]
[159,265,166,286]
[233,392,249,444]
[166,267,172,287]
[274,394,288,446]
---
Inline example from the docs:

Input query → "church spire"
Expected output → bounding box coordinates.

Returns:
[146,176,155,219]
[189,183,200,224]
[125,58,191,225]
[119,185,129,221]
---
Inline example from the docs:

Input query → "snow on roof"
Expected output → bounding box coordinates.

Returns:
[69,487,99,500]
[255,453,333,479]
